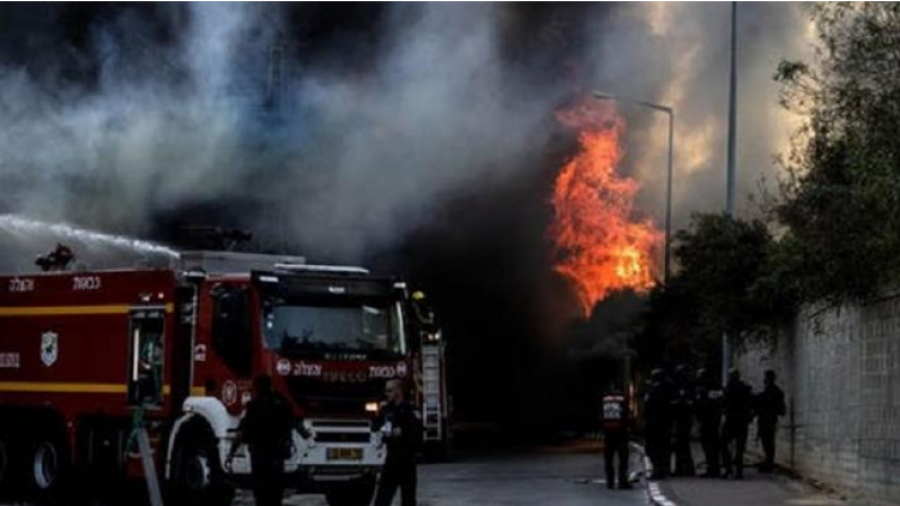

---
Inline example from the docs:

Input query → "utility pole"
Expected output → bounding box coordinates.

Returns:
[665,109,674,282]
[723,1,738,386]
[726,2,737,215]
[265,31,288,253]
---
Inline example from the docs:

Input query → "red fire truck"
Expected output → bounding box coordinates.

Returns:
[0,251,448,506]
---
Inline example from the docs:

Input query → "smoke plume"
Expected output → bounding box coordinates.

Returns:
[584,3,813,231]
[0,3,812,264]
[0,2,818,433]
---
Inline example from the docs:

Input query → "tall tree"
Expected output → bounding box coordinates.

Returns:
[775,3,900,303]
[636,213,792,369]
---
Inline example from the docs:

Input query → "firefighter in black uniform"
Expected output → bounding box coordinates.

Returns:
[720,368,754,479]
[227,374,295,506]
[601,383,632,490]
[374,378,422,506]
[694,368,723,477]
[643,369,671,479]
[755,369,786,473]
[671,365,695,476]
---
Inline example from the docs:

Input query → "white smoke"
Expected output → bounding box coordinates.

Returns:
[0,4,276,233]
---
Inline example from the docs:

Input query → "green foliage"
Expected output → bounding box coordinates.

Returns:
[675,214,794,335]
[775,2,900,304]
[636,213,795,368]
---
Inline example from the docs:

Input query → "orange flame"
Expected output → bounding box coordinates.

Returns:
[549,99,662,318]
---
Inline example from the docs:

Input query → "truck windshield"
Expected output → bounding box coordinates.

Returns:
[262,301,405,355]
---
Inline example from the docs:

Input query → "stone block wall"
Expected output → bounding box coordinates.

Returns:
[734,292,900,505]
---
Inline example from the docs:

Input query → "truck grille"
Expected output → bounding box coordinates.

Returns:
[314,432,371,443]
[311,420,370,429]
[287,377,382,415]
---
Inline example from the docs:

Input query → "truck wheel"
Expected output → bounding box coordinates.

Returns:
[23,432,69,504]
[171,428,234,506]
[325,476,376,506]
[32,440,59,490]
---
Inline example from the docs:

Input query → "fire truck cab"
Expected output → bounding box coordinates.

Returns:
[0,251,448,506]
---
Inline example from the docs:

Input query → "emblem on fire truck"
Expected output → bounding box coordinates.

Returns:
[41,331,59,367]
[222,380,238,406]
[277,358,291,376]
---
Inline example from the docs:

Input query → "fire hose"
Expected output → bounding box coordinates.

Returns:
[127,408,164,506]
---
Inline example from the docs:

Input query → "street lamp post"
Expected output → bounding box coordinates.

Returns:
[723,1,738,387]
[592,91,675,282]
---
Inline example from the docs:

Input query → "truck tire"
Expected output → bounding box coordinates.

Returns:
[324,475,377,506]
[22,430,69,504]
[170,426,234,506]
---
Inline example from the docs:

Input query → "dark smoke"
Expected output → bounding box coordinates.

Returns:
[0,3,813,435]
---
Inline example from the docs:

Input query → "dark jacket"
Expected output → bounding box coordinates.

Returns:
[722,378,754,426]
[240,391,295,459]
[672,384,694,436]
[694,384,723,428]
[644,381,671,430]
[755,384,786,428]
[375,400,423,462]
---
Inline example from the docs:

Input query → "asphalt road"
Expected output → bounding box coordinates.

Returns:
[1,445,647,506]
[238,447,646,506]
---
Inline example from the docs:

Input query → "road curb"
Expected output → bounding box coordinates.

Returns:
[630,442,679,506]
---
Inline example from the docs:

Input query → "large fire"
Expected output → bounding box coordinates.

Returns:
[549,99,662,318]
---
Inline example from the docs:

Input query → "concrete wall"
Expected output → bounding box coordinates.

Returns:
[735,292,900,505]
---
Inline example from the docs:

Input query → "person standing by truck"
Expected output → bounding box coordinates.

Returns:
[226,374,294,506]
[373,378,423,506]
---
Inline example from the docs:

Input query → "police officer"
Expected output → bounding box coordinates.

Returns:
[671,365,695,477]
[373,378,422,506]
[601,383,632,490]
[643,369,671,479]
[694,368,723,477]
[227,374,294,506]
[720,368,754,479]
[755,370,786,473]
